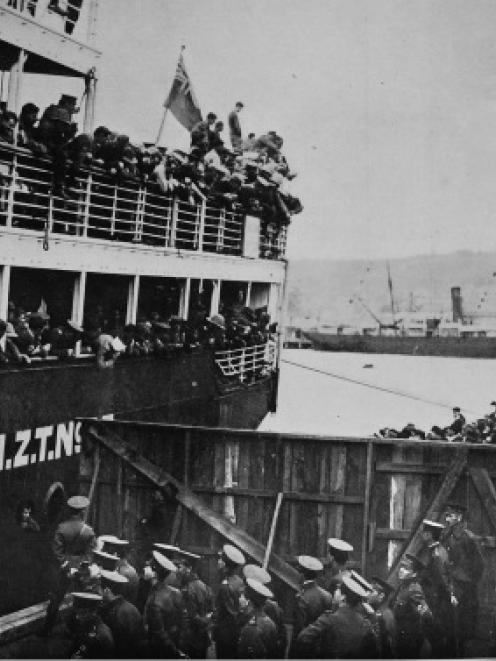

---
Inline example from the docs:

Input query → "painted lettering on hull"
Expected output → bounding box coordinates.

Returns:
[0,421,82,471]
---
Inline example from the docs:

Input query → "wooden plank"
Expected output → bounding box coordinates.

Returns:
[361,441,374,574]
[328,444,347,539]
[387,446,468,585]
[263,493,284,569]
[376,462,446,475]
[88,424,301,591]
[317,444,329,557]
[192,487,364,504]
[469,467,496,532]
[289,442,305,554]
[388,445,406,567]
[84,444,100,525]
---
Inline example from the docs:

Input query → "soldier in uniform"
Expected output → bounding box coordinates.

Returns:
[143,550,188,658]
[42,495,96,635]
[444,407,466,438]
[213,543,246,659]
[176,549,214,659]
[418,518,455,657]
[292,555,333,643]
[67,592,114,659]
[392,554,432,658]
[191,113,217,156]
[99,569,144,658]
[237,578,278,658]
[324,538,353,607]
[102,537,139,605]
[296,574,379,659]
[443,501,485,655]
[368,576,397,658]
[227,102,244,153]
[243,564,287,658]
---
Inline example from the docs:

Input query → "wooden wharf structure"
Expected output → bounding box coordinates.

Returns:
[80,419,496,637]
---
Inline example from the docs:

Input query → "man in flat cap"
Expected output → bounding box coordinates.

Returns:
[443,501,485,655]
[392,554,432,658]
[296,574,378,659]
[237,578,278,658]
[68,592,114,659]
[292,555,333,641]
[175,549,214,659]
[418,519,455,656]
[42,495,96,635]
[213,543,246,658]
[143,550,188,658]
[100,569,144,658]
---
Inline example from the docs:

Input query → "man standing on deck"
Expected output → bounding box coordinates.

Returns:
[445,407,466,439]
[443,501,485,655]
[228,102,244,153]
[42,495,96,636]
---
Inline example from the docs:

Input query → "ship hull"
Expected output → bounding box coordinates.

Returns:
[304,331,496,358]
[0,352,275,616]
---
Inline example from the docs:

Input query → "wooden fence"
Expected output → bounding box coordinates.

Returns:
[80,419,496,630]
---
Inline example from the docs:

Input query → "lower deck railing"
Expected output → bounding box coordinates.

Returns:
[214,341,277,381]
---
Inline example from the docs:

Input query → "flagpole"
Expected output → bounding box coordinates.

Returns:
[155,44,186,146]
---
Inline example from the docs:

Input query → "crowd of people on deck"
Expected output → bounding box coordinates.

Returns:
[31,494,487,658]
[375,402,496,443]
[0,294,277,379]
[0,97,303,236]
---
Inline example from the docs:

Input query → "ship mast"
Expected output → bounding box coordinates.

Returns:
[386,261,396,324]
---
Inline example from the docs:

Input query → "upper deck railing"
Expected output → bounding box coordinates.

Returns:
[0,145,287,260]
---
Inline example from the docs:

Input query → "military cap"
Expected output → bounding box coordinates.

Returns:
[245,577,273,600]
[243,564,271,585]
[22,102,39,114]
[220,544,245,566]
[152,550,177,573]
[60,94,78,107]
[93,549,119,571]
[153,543,180,556]
[103,538,130,554]
[491,401,496,406]
[97,534,120,548]
[341,575,369,599]
[327,538,354,554]
[453,406,461,412]
[371,575,394,595]
[71,592,102,609]
[100,569,128,587]
[422,519,445,531]
[206,314,226,330]
[67,495,89,510]
[297,555,323,572]
[350,570,373,593]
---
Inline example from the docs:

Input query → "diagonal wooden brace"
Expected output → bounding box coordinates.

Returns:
[87,424,300,591]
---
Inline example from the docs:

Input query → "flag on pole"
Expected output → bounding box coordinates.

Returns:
[164,51,202,131]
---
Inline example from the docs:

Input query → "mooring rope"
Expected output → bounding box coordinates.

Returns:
[281,357,480,416]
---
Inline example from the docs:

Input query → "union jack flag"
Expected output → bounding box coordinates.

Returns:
[164,53,202,131]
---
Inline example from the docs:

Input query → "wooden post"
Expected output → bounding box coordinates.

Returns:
[361,441,374,574]
[84,444,101,525]
[469,467,496,531]
[0,265,11,323]
[263,492,284,569]
[126,275,140,324]
[171,431,191,544]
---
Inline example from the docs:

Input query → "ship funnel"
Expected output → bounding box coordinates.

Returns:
[451,287,463,323]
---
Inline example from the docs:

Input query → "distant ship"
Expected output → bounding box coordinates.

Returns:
[304,286,496,358]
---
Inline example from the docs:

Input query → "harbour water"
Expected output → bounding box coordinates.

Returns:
[260,348,496,436]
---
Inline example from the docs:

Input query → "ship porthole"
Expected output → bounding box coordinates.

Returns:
[44,482,65,524]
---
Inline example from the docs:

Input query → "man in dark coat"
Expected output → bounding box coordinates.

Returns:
[143,550,188,658]
[100,569,144,658]
[323,537,353,605]
[444,406,466,438]
[176,549,214,659]
[190,112,217,155]
[418,518,455,657]
[68,592,115,659]
[296,574,379,659]
[227,101,244,153]
[368,576,397,658]
[213,543,246,658]
[392,554,432,658]
[443,501,485,655]
[42,495,96,635]
[101,537,139,605]
[292,555,333,641]
[237,578,278,658]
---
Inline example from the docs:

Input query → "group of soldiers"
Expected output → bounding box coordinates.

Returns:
[377,401,496,444]
[39,493,485,658]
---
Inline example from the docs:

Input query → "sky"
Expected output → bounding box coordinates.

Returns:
[20,0,496,262]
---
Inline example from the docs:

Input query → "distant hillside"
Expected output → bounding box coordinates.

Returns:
[286,250,496,326]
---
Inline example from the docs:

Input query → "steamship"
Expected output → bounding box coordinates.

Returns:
[304,286,496,358]
[0,0,292,616]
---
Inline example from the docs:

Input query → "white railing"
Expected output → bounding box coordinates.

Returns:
[214,341,277,382]
[0,144,269,257]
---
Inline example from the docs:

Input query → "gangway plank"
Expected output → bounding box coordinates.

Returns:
[86,424,301,592]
